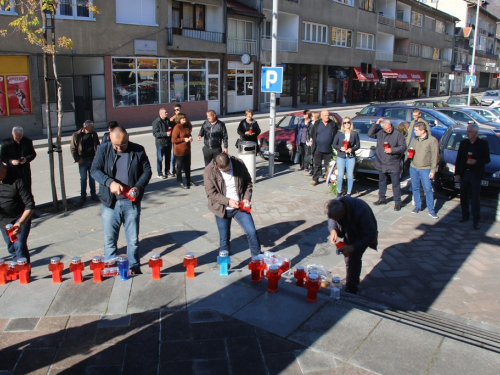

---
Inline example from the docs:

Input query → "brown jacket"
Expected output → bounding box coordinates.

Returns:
[70,129,99,162]
[172,122,192,157]
[204,156,253,218]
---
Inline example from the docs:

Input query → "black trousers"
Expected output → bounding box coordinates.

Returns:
[378,171,402,205]
[312,151,333,182]
[176,154,191,184]
[202,146,222,167]
[460,170,481,222]
[298,143,307,169]
[344,246,367,294]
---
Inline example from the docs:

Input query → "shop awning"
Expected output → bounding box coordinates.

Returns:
[396,69,425,82]
[378,68,399,79]
[353,67,379,83]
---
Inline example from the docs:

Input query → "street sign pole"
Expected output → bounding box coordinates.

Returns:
[269,0,278,178]
[468,0,481,106]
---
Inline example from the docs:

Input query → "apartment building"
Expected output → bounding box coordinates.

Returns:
[260,0,458,109]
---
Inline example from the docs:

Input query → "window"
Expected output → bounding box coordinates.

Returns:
[433,48,441,60]
[0,0,16,14]
[422,45,432,59]
[359,0,374,12]
[356,32,374,50]
[410,43,420,57]
[443,48,452,61]
[180,3,205,30]
[331,27,352,48]
[424,16,434,30]
[411,11,422,27]
[56,0,93,20]
[229,19,253,40]
[333,0,354,6]
[116,0,155,26]
[264,20,271,38]
[435,20,445,34]
[303,22,328,44]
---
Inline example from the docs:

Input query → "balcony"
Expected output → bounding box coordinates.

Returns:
[393,50,408,63]
[227,38,257,55]
[395,19,409,31]
[376,50,393,61]
[167,28,225,45]
[444,34,453,43]
[262,37,298,52]
[378,14,395,27]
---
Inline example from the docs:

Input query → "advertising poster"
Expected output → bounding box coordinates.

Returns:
[0,76,7,116]
[7,75,31,115]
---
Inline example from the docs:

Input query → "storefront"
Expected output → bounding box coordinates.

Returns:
[1,56,32,117]
[327,67,347,104]
[352,67,379,103]
[377,68,424,100]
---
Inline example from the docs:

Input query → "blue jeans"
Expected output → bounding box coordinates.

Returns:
[410,167,436,214]
[215,209,261,257]
[171,153,176,173]
[156,144,172,176]
[1,218,31,262]
[101,200,141,269]
[79,158,96,198]
[336,156,355,194]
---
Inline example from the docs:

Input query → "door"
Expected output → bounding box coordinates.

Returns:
[227,61,254,113]
[74,75,93,129]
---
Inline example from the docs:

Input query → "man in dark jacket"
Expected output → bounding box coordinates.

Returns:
[454,124,491,229]
[197,110,228,166]
[0,126,37,189]
[368,118,407,211]
[310,110,338,186]
[152,108,173,179]
[326,197,378,295]
[91,127,152,274]
[204,153,260,257]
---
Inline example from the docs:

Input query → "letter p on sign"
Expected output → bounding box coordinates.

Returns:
[261,67,283,93]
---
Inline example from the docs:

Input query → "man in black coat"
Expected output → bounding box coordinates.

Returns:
[310,110,338,186]
[368,118,407,211]
[454,124,491,230]
[0,126,37,190]
[152,108,173,179]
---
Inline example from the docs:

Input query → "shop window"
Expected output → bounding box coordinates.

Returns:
[138,71,158,105]
[208,61,219,75]
[189,71,205,101]
[208,78,219,101]
[113,71,137,107]
[57,0,93,20]
[331,27,352,48]
[170,72,188,102]
[116,0,156,26]
[0,56,32,116]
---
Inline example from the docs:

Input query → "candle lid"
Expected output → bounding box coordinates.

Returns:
[0,259,4,265]
[283,258,291,263]
[8,261,16,268]
[71,257,82,264]
[269,264,279,271]
[184,252,195,259]
[17,257,27,265]
[50,257,60,264]
[151,253,161,260]
[332,276,341,283]
[219,250,229,257]
[5,224,13,229]
[92,256,103,263]
[118,255,128,262]
[308,272,319,281]
[296,265,304,271]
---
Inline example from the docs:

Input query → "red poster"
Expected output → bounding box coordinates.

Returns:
[7,75,31,115]
[0,76,7,117]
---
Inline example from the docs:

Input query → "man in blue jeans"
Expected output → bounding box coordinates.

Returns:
[91,127,152,274]
[204,153,260,257]
[152,108,173,179]
[409,122,439,219]
[70,120,100,206]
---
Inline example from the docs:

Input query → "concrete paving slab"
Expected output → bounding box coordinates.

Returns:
[0,283,10,298]
[127,274,185,313]
[4,317,40,332]
[233,279,328,337]
[0,279,61,318]
[106,277,133,315]
[295,348,342,373]
[46,278,114,316]
[349,318,443,375]
[98,314,131,328]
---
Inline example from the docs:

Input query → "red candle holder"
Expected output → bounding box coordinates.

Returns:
[238,201,251,213]
[249,255,266,282]
[69,257,84,283]
[48,257,64,283]
[248,129,253,135]
[305,272,321,302]
[5,224,18,243]
[89,256,104,283]
[17,258,31,284]
[148,253,163,280]
[408,147,415,159]
[278,258,291,276]
[336,241,347,257]
[183,253,197,278]
[266,265,281,292]
[121,186,137,202]
[294,266,306,287]
[467,152,473,161]
[0,259,8,284]
[6,261,18,281]
[383,142,390,151]
[343,140,349,149]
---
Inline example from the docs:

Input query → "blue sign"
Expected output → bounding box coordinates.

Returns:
[261,67,283,93]
[464,75,476,87]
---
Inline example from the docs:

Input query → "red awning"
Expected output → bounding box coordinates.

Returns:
[353,67,379,83]
[378,68,398,78]
[396,69,425,82]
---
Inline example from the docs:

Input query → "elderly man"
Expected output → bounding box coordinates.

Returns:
[70,120,100,205]
[326,197,378,295]
[197,110,228,166]
[1,126,37,189]
[152,108,173,179]
[454,124,490,230]
[310,110,338,186]
[368,118,407,211]
[0,162,35,263]
[91,127,152,274]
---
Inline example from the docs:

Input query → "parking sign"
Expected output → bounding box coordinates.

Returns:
[261,67,283,93]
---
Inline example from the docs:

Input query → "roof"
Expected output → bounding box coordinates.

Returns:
[227,0,265,18]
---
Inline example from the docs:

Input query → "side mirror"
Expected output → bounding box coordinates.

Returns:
[428,121,436,127]
[468,120,475,125]
[355,112,359,115]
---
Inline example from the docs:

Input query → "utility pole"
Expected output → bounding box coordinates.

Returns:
[268,0,278,178]
[467,0,481,105]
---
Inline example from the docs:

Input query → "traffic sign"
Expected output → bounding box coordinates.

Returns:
[464,75,476,87]
[468,65,475,74]
[449,74,455,80]
[261,67,283,93]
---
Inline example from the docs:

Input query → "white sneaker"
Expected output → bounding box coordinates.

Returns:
[157,175,166,179]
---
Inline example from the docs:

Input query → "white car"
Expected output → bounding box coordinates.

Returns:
[481,90,500,106]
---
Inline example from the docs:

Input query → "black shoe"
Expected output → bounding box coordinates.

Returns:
[473,222,480,230]
[189,181,198,187]
[459,217,469,223]
[394,204,401,211]
[373,199,386,206]
[90,195,100,202]
[179,183,188,189]
[78,197,86,206]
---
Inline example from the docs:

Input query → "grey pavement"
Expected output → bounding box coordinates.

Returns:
[1,155,500,374]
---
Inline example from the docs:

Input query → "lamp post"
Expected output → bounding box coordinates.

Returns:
[268,0,278,178]
[467,0,482,106]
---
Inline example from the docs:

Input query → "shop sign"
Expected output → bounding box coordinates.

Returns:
[7,75,31,115]
[134,39,158,56]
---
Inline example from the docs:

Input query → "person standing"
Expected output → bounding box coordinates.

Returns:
[310,110,338,186]
[368,118,406,211]
[152,108,173,179]
[295,110,312,171]
[325,197,378,295]
[102,121,118,144]
[172,113,195,189]
[406,109,430,146]
[409,122,439,219]
[237,110,261,153]
[197,110,228,166]
[169,104,183,176]
[70,120,100,206]
[91,127,152,274]
[0,162,35,263]
[1,126,37,189]
[333,117,360,197]
[454,124,490,230]
[204,153,261,257]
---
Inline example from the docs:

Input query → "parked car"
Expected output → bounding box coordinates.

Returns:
[434,125,500,192]
[257,111,342,163]
[465,107,500,123]
[435,107,500,136]
[412,99,449,108]
[354,102,407,117]
[446,95,481,107]
[480,90,500,106]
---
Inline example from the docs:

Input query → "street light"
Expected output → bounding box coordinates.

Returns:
[467,0,482,106]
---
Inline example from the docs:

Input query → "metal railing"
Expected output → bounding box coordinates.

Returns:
[166,28,225,45]
[262,37,298,52]
[376,50,393,61]
[393,50,408,63]
[395,19,409,31]
[378,14,395,27]
[227,38,257,55]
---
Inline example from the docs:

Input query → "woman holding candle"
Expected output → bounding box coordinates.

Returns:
[236,110,261,153]
[333,117,360,198]
[172,113,194,189]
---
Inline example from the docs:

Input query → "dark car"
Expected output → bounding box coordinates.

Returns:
[434,125,500,192]
[413,100,449,108]
[435,107,500,137]
[257,111,342,163]
[355,102,407,117]
[446,95,481,107]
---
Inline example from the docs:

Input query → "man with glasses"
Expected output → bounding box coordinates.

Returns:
[91,127,152,275]
[152,108,173,179]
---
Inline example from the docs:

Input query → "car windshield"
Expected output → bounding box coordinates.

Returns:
[434,102,448,108]
[446,132,500,155]
[413,102,431,108]
[422,110,456,126]
[352,120,377,136]
[463,109,488,122]
[447,97,467,104]
[276,115,300,130]
[484,91,499,97]
[358,105,382,115]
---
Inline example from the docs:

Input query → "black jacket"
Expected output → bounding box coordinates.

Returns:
[237,119,261,145]
[455,138,490,180]
[152,117,172,146]
[333,131,360,159]
[368,123,407,173]
[198,119,228,149]
[0,167,35,227]
[310,119,338,154]
[91,142,152,207]
[0,137,37,178]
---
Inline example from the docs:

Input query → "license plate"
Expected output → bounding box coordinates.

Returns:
[481,180,489,186]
